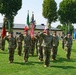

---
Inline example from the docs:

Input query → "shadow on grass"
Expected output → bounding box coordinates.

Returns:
[72,49,76,52]
[51,58,76,63]
[13,62,34,65]
[13,61,43,65]
[29,54,38,57]
[51,65,76,69]
[0,51,8,54]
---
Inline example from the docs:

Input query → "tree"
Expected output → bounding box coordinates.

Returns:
[58,0,76,33]
[42,0,57,27]
[0,0,22,31]
[56,24,74,35]
[56,25,62,29]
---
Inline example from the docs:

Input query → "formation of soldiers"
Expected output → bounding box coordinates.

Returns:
[0,28,73,67]
[0,18,73,67]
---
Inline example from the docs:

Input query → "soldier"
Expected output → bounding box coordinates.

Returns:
[16,33,23,56]
[35,32,43,61]
[5,32,17,63]
[40,28,53,67]
[23,29,31,62]
[64,33,72,60]
[1,17,7,51]
[51,31,59,60]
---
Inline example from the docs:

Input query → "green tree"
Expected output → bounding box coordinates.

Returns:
[57,24,74,35]
[0,0,22,31]
[58,0,76,33]
[56,25,62,29]
[42,0,57,27]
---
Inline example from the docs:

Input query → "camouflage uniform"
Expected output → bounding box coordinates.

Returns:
[64,34,72,60]
[1,38,5,51]
[40,30,53,67]
[0,35,5,51]
[16,34,23,56]
[6,32,16,63]
[30,38,35,56]
[52,32,59,60]
[36,32,43,61]
[24,33,31,62]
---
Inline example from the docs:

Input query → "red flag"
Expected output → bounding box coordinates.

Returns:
[24,26,29,33]
[1,22,6,38]
[30,12,34,38]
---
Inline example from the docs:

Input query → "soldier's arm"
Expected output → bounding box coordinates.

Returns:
[39,32,45,38]
[4,36,9,41]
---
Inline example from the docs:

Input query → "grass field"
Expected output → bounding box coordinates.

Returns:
[0,41,76,75]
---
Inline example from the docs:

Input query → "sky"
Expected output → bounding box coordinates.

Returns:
[0,0,76,28]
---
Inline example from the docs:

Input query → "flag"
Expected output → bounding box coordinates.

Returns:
[1,20,6,38]
[24,25,29,33]
[26,10,30,27]
[30,12,34,38]
[24,10,29,33]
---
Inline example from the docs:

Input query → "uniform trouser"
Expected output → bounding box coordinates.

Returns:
[62,41,64,49]
[18,45,22,56]
[37,46,43,60]
[24,47,30,61]
[30,45,35,55]
[43,47,51,66]
[52,46,58,60]
[66,47,71,59]
[1,45,5,51]
[8,48,15,62]
[36,43,38,55]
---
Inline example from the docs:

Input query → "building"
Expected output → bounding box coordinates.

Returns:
[0,23,62,36]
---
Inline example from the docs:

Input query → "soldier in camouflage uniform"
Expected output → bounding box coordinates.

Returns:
[35,32,43,61]
[51,31,59,60]
[40,29,53,67]
[23,29,31,62]
[64,33,72,60]
[1,17,7,51]
[5,32,17,63]
[16,33,23,56]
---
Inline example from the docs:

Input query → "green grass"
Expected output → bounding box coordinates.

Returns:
[0,41,76,75]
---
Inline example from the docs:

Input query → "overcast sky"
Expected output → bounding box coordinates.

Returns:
[0,0,76,28]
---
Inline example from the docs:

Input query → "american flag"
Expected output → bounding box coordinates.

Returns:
[30,12,34,38]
